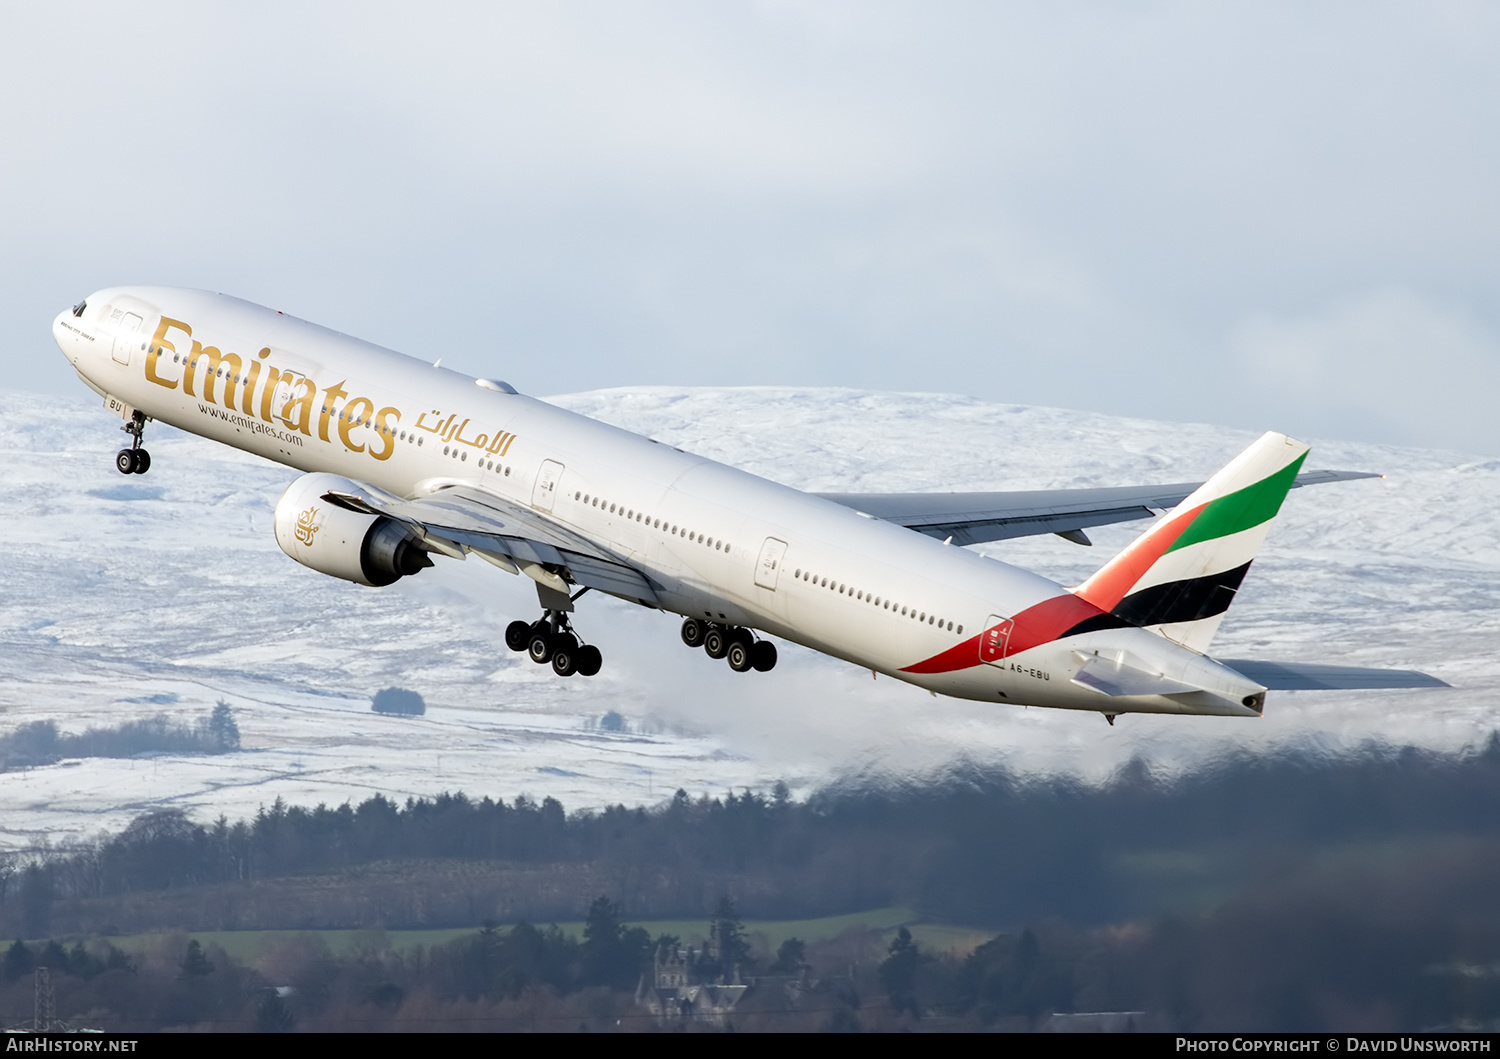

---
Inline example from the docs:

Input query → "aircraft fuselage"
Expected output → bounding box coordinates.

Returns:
[54,286,1264,718]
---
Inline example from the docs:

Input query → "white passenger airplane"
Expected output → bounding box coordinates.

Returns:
[53,287,1445,723]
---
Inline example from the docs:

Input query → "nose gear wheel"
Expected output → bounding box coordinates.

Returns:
[115,411,151,475]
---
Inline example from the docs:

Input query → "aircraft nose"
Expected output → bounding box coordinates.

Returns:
[53,299,89,366]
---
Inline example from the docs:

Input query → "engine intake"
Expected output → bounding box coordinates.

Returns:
[274,473,434,587]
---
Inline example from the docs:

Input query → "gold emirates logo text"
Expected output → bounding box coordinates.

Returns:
[142,316,518,463]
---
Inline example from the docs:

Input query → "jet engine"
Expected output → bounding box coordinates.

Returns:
[274,473,433,587]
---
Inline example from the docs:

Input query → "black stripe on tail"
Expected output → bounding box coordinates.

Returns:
[1112,561,1253,628]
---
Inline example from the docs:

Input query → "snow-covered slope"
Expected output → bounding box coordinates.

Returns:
[2,387,1496,850]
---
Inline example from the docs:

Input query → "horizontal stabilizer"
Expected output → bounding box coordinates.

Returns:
[1071,654,1201,698]
[1216,659,1450,691]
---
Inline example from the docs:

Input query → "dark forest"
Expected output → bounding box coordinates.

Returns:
[6,736,1500,1030]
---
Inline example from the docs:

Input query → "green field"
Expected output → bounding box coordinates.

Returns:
[106,907,995,963]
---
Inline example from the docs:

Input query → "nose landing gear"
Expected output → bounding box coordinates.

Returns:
[115,411,151,475]
[506,611,602,677]
[681,619,777,673]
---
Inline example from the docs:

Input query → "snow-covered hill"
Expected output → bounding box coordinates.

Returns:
[2,387,1496,850]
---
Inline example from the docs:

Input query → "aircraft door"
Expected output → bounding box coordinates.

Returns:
[532,459,564,512]
[111,312,142,366]
[979,615,1014,665]
[271,371,297,424]
[754,537,788,590]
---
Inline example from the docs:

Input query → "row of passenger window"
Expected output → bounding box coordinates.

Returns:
[792,567,962,635]
[573,492,729,552]
[437,442,512,476]
[565,490,960,636]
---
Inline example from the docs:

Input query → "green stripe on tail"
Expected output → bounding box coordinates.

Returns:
[1165,452,1307,555]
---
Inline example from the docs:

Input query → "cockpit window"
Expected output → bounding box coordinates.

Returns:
[72,300,87,318]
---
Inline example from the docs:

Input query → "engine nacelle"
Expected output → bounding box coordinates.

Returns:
[274,473,433,587]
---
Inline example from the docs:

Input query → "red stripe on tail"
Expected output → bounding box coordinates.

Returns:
[1072,501,1205,611]
[900,592,1112,675]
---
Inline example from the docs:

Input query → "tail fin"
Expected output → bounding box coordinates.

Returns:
[1073,432,1309,652]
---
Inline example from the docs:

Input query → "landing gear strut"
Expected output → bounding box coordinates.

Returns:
[506,610,602,677]
[115,411,151,475]
[681,618,776,673]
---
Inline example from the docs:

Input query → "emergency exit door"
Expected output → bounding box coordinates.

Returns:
[532,460,564,512]
[979,615,1014,664]
[111,312,142,366]
[754,537,788,590]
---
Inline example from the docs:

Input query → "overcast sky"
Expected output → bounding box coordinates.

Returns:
[4,3,1498,455]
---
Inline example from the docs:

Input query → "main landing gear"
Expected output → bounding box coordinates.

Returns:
[505,611,602,678]
[681,619,777,673]
[115,411,151,475]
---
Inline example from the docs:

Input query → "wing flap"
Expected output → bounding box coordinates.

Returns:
[1216,659,1450,691]
[322,481,660,606]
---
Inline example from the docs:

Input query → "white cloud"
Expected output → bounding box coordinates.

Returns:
[5,3,1500,453]
[1231,290,1500,455]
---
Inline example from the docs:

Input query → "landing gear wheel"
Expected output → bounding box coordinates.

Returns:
[681,618,707,648]
[751,641,778,672]
[527,631,555,664]
[519,606,596,676]
[505,620,532,652]
[117,411,151,474]
[727,640,753,672]
[703,626,729,659]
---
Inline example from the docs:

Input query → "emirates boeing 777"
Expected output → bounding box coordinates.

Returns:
[52,287,1445,723]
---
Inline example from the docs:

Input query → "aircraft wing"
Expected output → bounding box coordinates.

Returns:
[815,469,1379,546]
[320,481,661,607]
[1215,659,1450,690]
